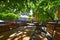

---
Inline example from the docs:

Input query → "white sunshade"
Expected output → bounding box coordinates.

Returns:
[0,20,4,22]
[21,15,29,18]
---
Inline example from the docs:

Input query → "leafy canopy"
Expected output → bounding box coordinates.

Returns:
[0,0,60,21]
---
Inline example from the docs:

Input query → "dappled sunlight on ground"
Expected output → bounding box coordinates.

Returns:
[0,24,36,40]
[22,36,30,40]
[7,29,31,40]
[0,22,55,40]
[0,25,50,40]
[0,35,4,39]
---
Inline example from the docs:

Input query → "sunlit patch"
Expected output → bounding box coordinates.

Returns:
[58,21,60,24]
[17,36,21,39]
[28,23,34,25]
[16,32,23,36]
[54,31,56,35]
[25,29,29,32]
[57,32,60,34]
[24,26,27,28]
[0,35,4,38]
[42,38,48,40]
[9,33,16,37]
[14,38,19,40]
[18,31,21,32]
[14,36,21,40]
[37,35,43,38]
[24,32,27,34]
[7,38,12,40]
[27,26,32,27]
[22,36,30,40]
[37,35,48,40]
[22,35,26,37]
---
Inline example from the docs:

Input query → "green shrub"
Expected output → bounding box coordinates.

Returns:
[0,13,20,20]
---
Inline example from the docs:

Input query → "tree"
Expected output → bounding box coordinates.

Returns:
[0,0,60,21]
[31,0,60,22]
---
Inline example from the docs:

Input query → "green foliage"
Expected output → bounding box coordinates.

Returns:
[0,0,59,13]
[0,13,20,20]
[28,15,32,21]
[0,0,60,21]
[38,12,55,22]
[32,0,59,22]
